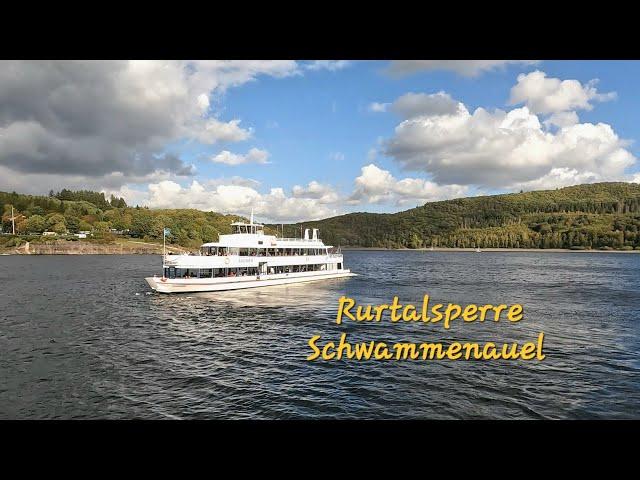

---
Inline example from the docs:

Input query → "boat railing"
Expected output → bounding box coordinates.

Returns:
[277,237,322,242]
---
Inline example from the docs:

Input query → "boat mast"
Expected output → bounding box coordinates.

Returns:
[162,227,170,267]
[11,205,15,235]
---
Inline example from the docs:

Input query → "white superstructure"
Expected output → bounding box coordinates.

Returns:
[145,218,355,293]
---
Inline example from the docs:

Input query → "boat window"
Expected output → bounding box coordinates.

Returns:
[175,268,195,278]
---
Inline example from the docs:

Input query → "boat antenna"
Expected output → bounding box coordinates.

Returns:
[250,208,254,225]
[11,205,15,235]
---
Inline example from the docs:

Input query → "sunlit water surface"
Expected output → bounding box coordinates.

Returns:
[1,251,639,419]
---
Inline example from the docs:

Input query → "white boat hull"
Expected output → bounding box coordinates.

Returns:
[145,269,356,293]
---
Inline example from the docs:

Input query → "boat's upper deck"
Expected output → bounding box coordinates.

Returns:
[201,221,330,249]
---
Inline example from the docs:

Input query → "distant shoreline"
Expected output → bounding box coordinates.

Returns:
[2,241,639,255]
[0,238,188,255]
[341,247,640,254]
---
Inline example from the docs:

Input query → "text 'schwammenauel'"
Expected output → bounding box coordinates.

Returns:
[306,295,545,362]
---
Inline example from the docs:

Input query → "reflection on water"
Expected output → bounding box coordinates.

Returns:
[1,251,640,419]
[160,280,344,310]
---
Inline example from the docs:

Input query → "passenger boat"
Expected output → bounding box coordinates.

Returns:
[145,214,355,293]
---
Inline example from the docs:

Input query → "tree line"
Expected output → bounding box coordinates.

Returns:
[6,182,640,250]
[1,189,260,248]
[285,182,640,250]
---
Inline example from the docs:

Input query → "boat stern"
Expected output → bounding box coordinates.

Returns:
[145,276,161,292]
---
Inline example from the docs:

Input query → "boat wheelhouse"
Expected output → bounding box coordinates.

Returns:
[145,217,355,293]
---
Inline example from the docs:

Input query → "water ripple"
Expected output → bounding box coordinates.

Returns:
[1,251,639,418]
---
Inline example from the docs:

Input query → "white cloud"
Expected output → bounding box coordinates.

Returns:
[391,91,462,118]
[509,70,617,114]
[512,167,601,191]
[205,176,261,189]
[104,185,151,208]
[349,164,468,206]
[292,181,340,203]
[211,148,270,166]
[0,164,181,196]
[367,148,377,161]
[544,111,580,129]
[131,180,341,222]
[368,102,389,113]
[0,60,333,192]
[305,60,351,71]
[114,165,469,221]
[196,93,210,113]
[384,86,635,190]
[194,118,252,144]
[387,60,539,78]
[329,151,345,161]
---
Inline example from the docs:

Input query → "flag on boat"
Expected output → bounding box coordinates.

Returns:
[163,228,171,236]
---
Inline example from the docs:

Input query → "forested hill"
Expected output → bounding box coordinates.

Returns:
[286,183,640,250]
[0,189,257,248]
[5,182,640,251]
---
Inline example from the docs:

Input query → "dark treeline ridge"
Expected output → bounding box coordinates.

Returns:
[6,182,640,251]
[0,189,259,248]
[285,182,640,250]
[52,189,127,209]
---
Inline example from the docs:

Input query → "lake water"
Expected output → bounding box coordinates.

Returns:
[1,251,639,419]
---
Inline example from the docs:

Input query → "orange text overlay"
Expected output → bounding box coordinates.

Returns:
[304,294,546,362]
[307,333,546,362]
[336,295,523,330]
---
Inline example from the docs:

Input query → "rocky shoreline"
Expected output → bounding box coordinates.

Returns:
[0,239,188,255]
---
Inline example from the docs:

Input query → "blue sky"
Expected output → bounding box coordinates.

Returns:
[1,60,639,221]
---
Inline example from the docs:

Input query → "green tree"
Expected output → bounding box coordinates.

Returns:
[25,214,46,233]
[45,213,66,231]
[50,222,67,234]
[65,215,80,233]
[78,220,93,232]
[93,221,112,233]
